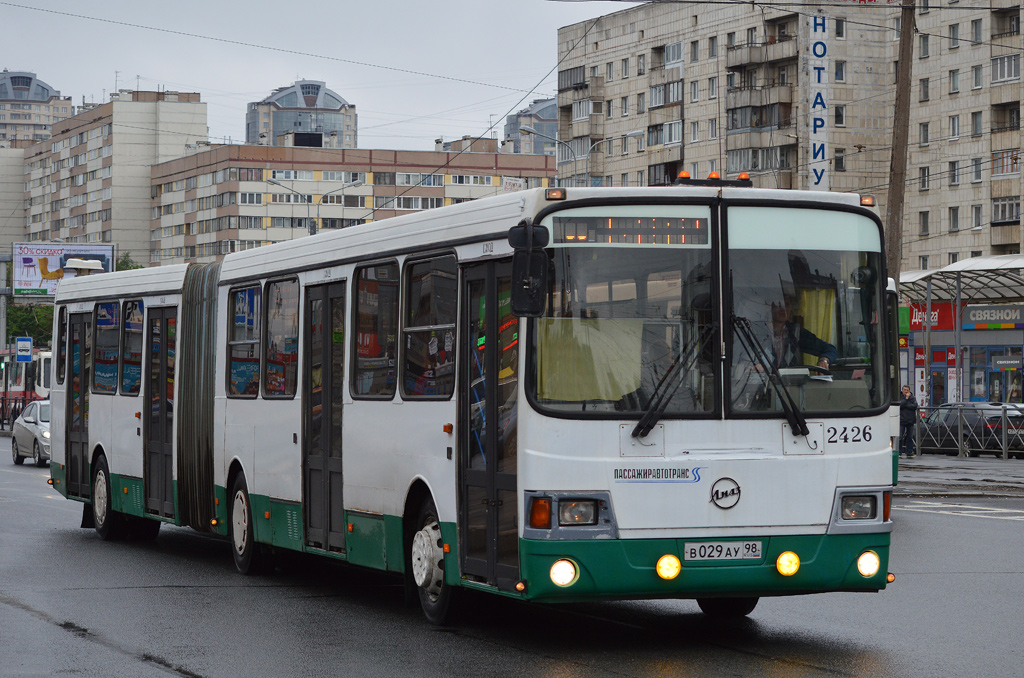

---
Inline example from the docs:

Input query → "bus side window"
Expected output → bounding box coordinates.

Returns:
[93,302,120,394]
[227,285,261,397]
[121,300,144,396]
[264,279,299,398]
[352,262,399,399]
[401,255,457,399]
[56,306,68,385]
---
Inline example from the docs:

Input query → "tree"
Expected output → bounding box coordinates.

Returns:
[117,251,145,271]
[5,304,53,348]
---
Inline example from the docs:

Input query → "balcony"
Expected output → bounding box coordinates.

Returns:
[991,222,1021,246]
[570,114,603,140]
[727,83,794,109]
[726,36,797,68]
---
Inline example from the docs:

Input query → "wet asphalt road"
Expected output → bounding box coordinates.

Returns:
[2,440,1023,677]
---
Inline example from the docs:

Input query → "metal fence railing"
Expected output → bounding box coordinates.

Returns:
[909,403,1024,460]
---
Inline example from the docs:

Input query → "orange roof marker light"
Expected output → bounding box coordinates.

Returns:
[545,188,566,200]
[707,172,721,180]
[738,172,750,181]
[861,195,877,207]
[677,170,691,180]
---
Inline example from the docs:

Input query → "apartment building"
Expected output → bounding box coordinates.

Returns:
[558,2,1024,274]
[149,144,555,264]
[903,2,1024,269]
[0,71,72,144]
[21,90,208,264]
[245,80,357,148]
[502,98,558,155]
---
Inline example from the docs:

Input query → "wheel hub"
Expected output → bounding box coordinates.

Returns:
[94,470,108,525]
[232,491,248,556]
[411,519,444,597]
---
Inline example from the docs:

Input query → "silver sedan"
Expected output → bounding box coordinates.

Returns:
[11,401,50,468]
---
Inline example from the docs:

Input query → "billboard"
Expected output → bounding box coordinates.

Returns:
[12,243,115,296]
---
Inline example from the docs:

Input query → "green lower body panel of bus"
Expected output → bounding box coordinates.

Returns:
[518,532,891,603]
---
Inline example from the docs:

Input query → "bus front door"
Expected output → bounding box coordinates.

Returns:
[304,282,347,552]
[65,313,91,499]
[460,261,520,590]
[144,308,176,518]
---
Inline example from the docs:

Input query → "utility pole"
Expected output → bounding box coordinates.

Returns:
[885,0,916,284]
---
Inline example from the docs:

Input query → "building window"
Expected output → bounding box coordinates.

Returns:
[949,160,960,185]
[665,42,683,64]
[691,162,700,178]
[835,105,846,127]
[920,122,930,145]
[835,148,846,172]
[622,58,630,78]
[650,85,665,108]
[949,114,960,139]
[690,120,699,142]
[973,204,983,228]
[971,111,983,136]
[992,149,1020,175]
[637,54,646,75]
[607,99,614,118]
[691,40,699,61]
[665,121,682,144]
[949,252,959,265]
[637,170,646,187]
[992,196,1021,224]
[973,64,983,89]
[972,250,982,258]
[949,23,960,48]
[690,81,699,102]
[637,92,646,114]
[709,118,718,139]
[919,166,930,190]
[836,18,846,39]
[606,62,614,81]
[621,96,629,116]
[708,77,717,99]
[709,36,718,57]
[949,69,960,93]
[971,157,983,181]
[972,18,982,44]
[920,255,929,269]
[836,61,847,82]
[920,35,929,58]
[992,55,1021,83]
[920,211,930,235]
[919,77,930,101]
[949,206,960,231]
[727,32,736,48]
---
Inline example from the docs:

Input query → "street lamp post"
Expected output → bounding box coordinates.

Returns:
[519,125,577,186]
[316,180,364,231]
[267,178,313,236]
[585,130,644,186]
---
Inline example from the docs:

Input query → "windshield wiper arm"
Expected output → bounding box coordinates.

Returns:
[631,323,713,439]
[732,316,810,437]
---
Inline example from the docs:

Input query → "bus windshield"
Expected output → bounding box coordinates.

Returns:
[728,206,886,413]
[531,205,715,415]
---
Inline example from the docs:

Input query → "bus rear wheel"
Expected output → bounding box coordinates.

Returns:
[229,474,262,575]
[696,596,759,619]
[410,499,454,624]
[92,455,125,541]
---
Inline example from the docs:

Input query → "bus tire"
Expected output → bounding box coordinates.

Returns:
[92,455,125,541]
[229,473,262,575]
[410,498,455,624]
[697,596,759,619]
[11,439,24,465]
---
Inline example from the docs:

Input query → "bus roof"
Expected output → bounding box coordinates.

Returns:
[54,264,190,304]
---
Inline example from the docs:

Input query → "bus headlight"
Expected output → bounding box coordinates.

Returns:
[857,550,881,578]
[842,495,877,520]
[776,551,800,576]
[656,554,681,580]
[550,559,579,587]
[558,500,597,526]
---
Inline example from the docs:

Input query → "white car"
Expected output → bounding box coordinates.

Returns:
[11,401,50,468]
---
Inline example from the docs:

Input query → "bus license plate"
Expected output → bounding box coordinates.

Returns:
[683,541,762,561]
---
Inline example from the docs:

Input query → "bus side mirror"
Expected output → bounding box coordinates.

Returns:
[511,249,548,317]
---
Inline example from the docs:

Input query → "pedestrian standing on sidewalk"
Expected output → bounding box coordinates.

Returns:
[899,385,919,458]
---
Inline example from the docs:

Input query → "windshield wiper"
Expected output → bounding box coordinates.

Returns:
[631,323,713,439]
[732,316,810,437]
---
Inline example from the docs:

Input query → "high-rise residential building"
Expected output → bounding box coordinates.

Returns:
[149,144,555,264]
[557,2,1024,274]
[503,98,557,155]
[21,90,208,264]
[0,70,72,143]
[246,80,357,148]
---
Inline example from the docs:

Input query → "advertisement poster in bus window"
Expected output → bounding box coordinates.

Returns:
[12,243,115,296]
[122,301,144,394]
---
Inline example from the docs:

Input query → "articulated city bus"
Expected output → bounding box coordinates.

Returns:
[49,181,895,622]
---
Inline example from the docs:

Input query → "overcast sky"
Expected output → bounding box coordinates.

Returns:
[2,0,629,150]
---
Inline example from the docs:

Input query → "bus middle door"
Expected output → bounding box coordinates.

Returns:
[459,261,520,590]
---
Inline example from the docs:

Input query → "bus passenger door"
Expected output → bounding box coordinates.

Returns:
[460,261,520,589]
[145,308,176,518]
[304,282,347,552]
[65,313,91,499]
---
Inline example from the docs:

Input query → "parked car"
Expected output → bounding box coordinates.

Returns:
[917,402,1024,458]
[10,400,50,467]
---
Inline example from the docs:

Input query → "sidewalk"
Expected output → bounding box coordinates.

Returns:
[896,453,1024,497]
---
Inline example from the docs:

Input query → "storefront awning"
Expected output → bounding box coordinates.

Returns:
[899,255,1024,303]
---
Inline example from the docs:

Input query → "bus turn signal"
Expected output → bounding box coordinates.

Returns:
[529,497,552,529]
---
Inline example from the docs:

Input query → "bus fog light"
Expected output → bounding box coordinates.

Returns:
[656,554,681,580]
[842,496,877,520]
[558,500,597,526]
[550,559,579,587]
[776,551,800,577]
[857,551,881,578]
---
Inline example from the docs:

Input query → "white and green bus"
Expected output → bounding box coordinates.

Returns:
[49,180,895,622]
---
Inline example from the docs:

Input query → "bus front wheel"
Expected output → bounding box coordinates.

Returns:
[229,474,262,575]
[697,596,759,619]
[410,499,454,624]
